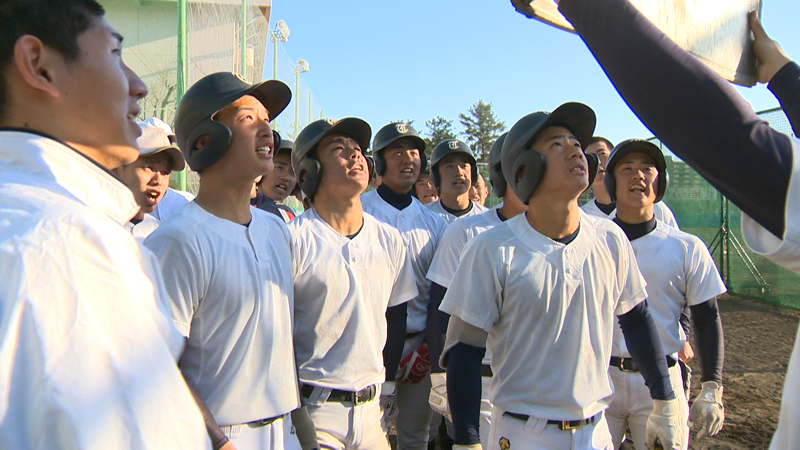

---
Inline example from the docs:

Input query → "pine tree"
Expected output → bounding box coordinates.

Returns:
[458,99,505,162]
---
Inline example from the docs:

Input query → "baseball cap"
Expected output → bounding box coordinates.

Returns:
[136,117,186,171]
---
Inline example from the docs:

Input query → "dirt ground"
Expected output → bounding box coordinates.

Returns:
[686,294,799,450]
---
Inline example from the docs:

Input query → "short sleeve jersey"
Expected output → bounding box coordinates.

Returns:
[289,209,418,391]
[440,211,647,420]
[581,197,680,229]
[145,203,299,425]
[612,221,726,358]
[361,190,447,333]
[426,207,503,289]
[426,199,488,224]
[740,137,800,450]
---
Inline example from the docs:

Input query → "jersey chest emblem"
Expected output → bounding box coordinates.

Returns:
[499,437,511,450]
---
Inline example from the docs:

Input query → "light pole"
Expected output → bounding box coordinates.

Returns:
[294,59,309,138]
[270,20,289,81]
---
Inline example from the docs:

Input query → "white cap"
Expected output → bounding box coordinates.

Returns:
[136,117,185,171]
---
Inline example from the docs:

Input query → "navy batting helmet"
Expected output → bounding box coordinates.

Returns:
[174,72,291,171]
[501,102,596,204]
[372,122,428,176]
[291,118,372,197]
[488,133,508,197]
[604,138,669,203]
[430,139,478,189]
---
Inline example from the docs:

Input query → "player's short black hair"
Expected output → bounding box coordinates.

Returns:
[591,136,614,150]
[0,0,105,121]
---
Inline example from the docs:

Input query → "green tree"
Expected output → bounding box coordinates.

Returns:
[458,99,505,162]
[423,116,457,157]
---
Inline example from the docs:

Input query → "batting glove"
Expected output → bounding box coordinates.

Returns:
[380,381,399,429]
[646,398,684,450]
[428,372,451,421]
[690,381,725,439]
[453,445,482,450]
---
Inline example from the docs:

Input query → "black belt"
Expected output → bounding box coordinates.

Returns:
[301,384,377,405]
[481,364,493,378]
[504,411,600,431]
[246,415,283,428]
[609,356,677,373]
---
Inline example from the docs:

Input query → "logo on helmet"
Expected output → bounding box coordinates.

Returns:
[448,140,459,150]
[233,73,248,84]
[324,118,337,126]
[395,124,409,134]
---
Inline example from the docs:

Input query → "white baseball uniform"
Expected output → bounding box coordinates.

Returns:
[289,208,418,449]
[361,189,447,450]
[152,187,194,221]
[426,199,488,224]
[581,197,680,228]
[0,132,210,449]
[125,213,160,242]
[426,206,505,447]
[145,202,300,449]
[741,138,800,450]
[607,220,726,450]
[441,211,647,449]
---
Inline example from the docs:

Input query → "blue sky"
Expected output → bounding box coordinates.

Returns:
[266,1,800,147]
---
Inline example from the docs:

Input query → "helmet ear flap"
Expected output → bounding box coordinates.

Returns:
[510,151,546,205]
[420,152,428,174]
[431,164,441,189]
[585,152,599,189]
[298,157,323,198]
[489,164,506,198]
[656,170,669,203]
[185,120,232,171]
[366,155,376,184]
[374,151,386,176]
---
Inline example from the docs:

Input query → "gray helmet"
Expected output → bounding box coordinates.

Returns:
[604,138,669,203]
[372,122,428,176]
[488,133,508,197]
[501,102,596,204]
[291,118,372,197]
[174,72,291,171]
[430,139,478,189]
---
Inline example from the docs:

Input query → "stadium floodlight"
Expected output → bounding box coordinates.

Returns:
[297,59,309,73]
[276,20,290,41]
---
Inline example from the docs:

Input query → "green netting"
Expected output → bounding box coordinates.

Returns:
[649,107,800,309]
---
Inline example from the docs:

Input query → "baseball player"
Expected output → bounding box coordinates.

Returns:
[426,139,488,223]
[552,1,800,447]
[145,72,309,449]
[0,1,211,447]
[254,135,297,221]
[440,104,681,450]
[425,133,528,447]
[116,117,185,240]
[361,122,449,450]
[603,139,727,449]
[582,136,679,228]
[469,173,489,207]
[413,167,439,205]
[289,118,418,449]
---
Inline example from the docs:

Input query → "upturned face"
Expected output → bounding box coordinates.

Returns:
[259,151,296,201]
[469,173,488,205]
[380,137,422,194]
[54,17,148,168]
[119,152,171,214]
[584,140,612,193]
[613,151,659,209]
[414,172,438,205]
[314,133,369,197]
[212,95,275,180]
[438,153,473,197]
[527,126,589,200]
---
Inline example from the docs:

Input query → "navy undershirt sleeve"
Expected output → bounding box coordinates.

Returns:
[690,298,725,384]
[446,342,485,445]
[426,282,449,373]
[559,0,793,238]
[383,303,408,381]
[680,303,691,339]
[769,61,800,137]
[618,301,676,400]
